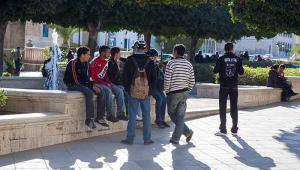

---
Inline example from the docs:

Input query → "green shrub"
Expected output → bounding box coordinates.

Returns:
[193,64,216,83]
[1,72,13,76]
[0,89,8,107]
[238,67,269,86]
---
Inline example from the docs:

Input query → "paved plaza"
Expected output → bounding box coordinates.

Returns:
[0,101,300,170]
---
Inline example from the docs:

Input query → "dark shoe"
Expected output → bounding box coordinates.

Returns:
[117,114,128,121]
[107,115,119,122]
[186,130,194,143]
[121,139,133,145]
[95,118,109,127]
[156,122,165,129]
[169,139,179,145]
[85,119,96,130]
[292,92,298,96]
[162,121,170,128]
[144,140,154,145]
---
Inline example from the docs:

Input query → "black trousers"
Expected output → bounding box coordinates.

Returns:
[68,85,106,120]
[219,87,238,133]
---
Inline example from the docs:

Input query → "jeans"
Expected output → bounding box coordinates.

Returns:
[68,85,105,120]
[151,89,167,123]
[126,96,151,141]
[111,84,126,116]
[219,87,238,133]
[167,92,190,142]
[99,84,113,117]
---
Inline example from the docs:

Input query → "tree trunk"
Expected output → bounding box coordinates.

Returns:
[143,32,151,50]
[189,35,199,63]
[87,22,101,57]
[0,22,8,74]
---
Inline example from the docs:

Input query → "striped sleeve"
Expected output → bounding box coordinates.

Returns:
[164,62,173,94]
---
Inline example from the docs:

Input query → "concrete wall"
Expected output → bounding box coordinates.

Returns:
[196,77,300,108]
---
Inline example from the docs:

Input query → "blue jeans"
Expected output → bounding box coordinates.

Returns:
[99,84,113,117]
[126,96,151,141]
[167,92,191,142]
[111,84,126,116]
[151,89,167,123]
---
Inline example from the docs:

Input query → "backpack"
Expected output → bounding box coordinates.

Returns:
[130,58,150,99]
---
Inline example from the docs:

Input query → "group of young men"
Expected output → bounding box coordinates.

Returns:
[63,41,244,145]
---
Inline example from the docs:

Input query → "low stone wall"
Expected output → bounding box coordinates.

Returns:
[0,88,214,156]
[0,77,46,89]
[196,79,300,109]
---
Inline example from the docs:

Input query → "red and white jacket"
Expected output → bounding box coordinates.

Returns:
[90,57,112,87]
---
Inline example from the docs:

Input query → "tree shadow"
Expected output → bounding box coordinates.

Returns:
[171,143,211,170]
[222,136,276,170]
[274,126,300,158]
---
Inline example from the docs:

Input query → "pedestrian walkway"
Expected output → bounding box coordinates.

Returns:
[0,101,300,170]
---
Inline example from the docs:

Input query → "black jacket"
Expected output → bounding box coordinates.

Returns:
[108,57,123,85]
[213,52,244,87]
[63,58,93,88]
[123,53,157,94]
[153,62,164,91]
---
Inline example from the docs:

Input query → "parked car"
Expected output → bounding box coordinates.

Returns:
[262,54,273,60]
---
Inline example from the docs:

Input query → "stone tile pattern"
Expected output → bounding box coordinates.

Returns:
[0,101,300,170]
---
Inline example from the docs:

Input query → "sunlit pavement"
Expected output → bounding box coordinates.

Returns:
[1,101,300,170]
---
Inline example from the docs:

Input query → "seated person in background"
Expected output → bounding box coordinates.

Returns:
[267,64,297,102]
[90,46,119,123]
[107,47,128,121]
[63,46,108,129]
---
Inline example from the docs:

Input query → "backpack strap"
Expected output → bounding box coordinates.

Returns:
[131,57,151,71]
[71,59,80,85]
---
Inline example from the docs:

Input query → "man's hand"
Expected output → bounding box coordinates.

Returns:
[93,84,101,94]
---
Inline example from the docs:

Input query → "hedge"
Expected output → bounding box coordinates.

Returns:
[0,89,7,107]
[193,64,300,86]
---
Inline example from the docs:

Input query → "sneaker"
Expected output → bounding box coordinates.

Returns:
[121,139,133,145]
[144,140,154,145]
[162,121,170,128]
[292,92,298,96]
[215,132,227,136]
[232,132,238,136]
[186,130,194,143]
[156,122,165,129]
[169,139,179,145]
[95,118,109,127]
[136,115,142,121]
[107,115,119,123]
[117,114,128,121]
[85,119,96,130]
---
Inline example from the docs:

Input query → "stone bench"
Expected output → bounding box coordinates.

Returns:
[196,82,300,109]
[0,88,219,156]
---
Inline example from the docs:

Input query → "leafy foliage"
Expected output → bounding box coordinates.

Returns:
[0,89,7,107]
[49,24,78,48]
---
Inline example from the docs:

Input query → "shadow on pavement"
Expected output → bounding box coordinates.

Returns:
[274,126,300,158]
[222,136,276,170]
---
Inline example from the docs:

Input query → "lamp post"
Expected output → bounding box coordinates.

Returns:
[160,42,164,62]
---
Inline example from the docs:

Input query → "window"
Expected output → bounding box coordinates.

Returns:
[42,24,49,37]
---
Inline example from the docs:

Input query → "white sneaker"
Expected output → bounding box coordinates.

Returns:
[232,132,238,136]
[215,132,227,136]
[136,115,142,121]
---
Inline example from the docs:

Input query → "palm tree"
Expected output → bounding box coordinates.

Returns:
[49,24,78,48]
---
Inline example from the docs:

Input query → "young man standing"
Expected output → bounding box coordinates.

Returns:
[63,46,108,129]
[121,41,157,145]
[90,46,119,123]
[147,48,169,128]
[213,42,244,136]
[108,47,128,120]
[164,44,195,144]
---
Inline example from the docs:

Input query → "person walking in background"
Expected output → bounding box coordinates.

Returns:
[63,46,108,129]
[165,44,195,144]
[147,48,169,128]
[108,47,128,121]
[90,46,119,123]
[14,47,22,76]
[121,41,157,145]
[213,42,244,136]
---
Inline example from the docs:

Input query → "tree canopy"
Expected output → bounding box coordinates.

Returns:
[229,0,300,35]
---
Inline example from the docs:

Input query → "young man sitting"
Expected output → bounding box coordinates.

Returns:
[90,46,126,123]
[63,46,108,129]
[107,47,128,121]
